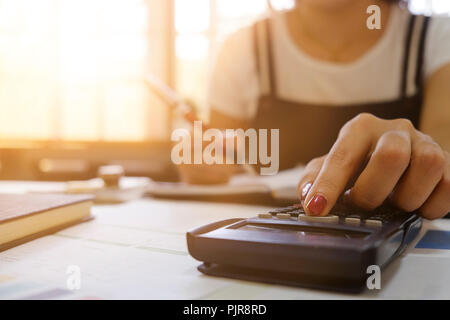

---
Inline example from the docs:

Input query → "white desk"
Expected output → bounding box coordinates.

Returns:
[0,181,449,300]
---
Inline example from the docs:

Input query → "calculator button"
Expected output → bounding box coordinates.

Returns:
[287,209,304,216]
[298,214,339,224]
[276,213,292,219]
[269,207,292,214]
[268,209,281,214]
[345,217,361,226]
[258,213,273,219]
[365,219,383,227]
[369,215,386,222]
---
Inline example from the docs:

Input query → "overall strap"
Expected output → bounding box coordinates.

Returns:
[253,17,277,99]
[401,14,431,99]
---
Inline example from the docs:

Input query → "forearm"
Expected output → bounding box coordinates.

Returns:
[422,125,450,152]
[420,63,450,151]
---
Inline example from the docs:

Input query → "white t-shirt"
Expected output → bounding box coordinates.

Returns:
[209,5,450,120]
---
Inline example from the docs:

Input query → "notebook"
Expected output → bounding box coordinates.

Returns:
[147,166,305,205]
[0,193,93,252]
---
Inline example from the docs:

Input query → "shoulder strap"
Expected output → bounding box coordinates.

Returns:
[253,17,277,98]
[265,18,277,97]
[415,15,430,89]
[401,14,431,98]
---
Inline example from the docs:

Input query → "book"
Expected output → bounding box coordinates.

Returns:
[0,193,93,252]
[147,166,304,205]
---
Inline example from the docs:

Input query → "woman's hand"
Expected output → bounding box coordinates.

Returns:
[297,113,450,219]
[175,126,241,185]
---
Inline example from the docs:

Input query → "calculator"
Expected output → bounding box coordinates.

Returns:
[186,201,422,292]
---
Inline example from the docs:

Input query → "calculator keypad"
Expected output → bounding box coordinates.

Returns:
[262,201,411,227]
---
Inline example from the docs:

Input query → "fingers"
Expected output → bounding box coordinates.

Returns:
[297,114,448,219]
[391,137,446,212]
[297,155,326,206]
[348,131,411,210]
[420,151,450,219]
[303,114,375,216]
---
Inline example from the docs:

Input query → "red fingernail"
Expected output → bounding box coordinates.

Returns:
[301,183,312,202]
[306,194,327,216]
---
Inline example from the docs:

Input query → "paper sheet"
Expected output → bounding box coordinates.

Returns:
[147,166,305,197]
[1,181,450,299]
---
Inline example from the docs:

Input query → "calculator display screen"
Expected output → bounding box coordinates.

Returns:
[236,223,370,239]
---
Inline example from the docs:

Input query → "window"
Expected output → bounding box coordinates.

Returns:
[0,0,170,142]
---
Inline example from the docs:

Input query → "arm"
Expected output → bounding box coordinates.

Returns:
[420,63,450,151]
[177,26,257,184]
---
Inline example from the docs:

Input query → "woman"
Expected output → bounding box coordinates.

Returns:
[180,0,450,219]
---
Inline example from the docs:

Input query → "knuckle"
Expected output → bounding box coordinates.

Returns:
[393,118,414,132]
[418,132,434,143]
[353,113,377,125]
[413,143,446,173]
[342,113,376,134]
[375,132,411,166]
[440,174,450,193]
[381,130,410,144]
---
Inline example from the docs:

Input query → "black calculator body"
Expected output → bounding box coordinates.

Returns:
[187,203,422,292]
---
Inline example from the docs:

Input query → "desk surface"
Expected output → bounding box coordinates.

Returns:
[0,181,449,300]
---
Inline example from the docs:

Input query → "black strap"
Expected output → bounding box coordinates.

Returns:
[265,18,277,97]
[401,14,431,98]
[253,21,261,89]
[415,16,430,90]
[400,15,416,98]
[253,18,277,99]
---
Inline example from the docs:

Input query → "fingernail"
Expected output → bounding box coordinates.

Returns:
[306,194,327,216]
[301,183,312,202]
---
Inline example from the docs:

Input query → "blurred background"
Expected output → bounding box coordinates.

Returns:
[0,0,449,181]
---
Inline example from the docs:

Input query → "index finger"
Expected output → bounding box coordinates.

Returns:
[303,119,374,216]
